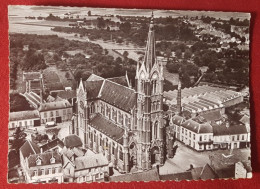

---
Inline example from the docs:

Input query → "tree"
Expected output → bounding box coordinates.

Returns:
[97,17,106,29]
[10,93,33,112]
[208,62,216,72]
[123,51,129,59]
[119,22,131,33]
[65,72,70,79]
[184,49,192,59]
[175,49,182,59]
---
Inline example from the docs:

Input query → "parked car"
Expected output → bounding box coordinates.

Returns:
[45,121,56,128]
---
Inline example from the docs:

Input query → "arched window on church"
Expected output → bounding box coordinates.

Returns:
[140,80,145,93]
[90,102,95,114]
[152,80,157,95]
[153,101,157,111]
[154,121,158,139]
[100,103,104,115]
[112,109,117,121]
[106,105,110,118]
[119,146,123,160]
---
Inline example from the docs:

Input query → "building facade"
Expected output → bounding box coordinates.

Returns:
[72,13,165,173]
[39,100,73,124]
[9,110,41,129]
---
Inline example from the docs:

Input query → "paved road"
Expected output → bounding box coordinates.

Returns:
[159,141,210,175]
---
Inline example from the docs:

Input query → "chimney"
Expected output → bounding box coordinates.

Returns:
[176,79,182,115]
[40,147,43,153]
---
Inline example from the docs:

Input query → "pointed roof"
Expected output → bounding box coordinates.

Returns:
[143,12,157,73]
[20,140,41,159]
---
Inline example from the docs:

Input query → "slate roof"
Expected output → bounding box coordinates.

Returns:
[212,124,248,136]
[191,164,218,180]
[87,74,103,81]
[27,151,62,168]
[171,114,185,125]
[182,119,213,134]
[74,153,108,171]
[20,140,40,159]
[99,80,136,113]
[83,80,103,99]
[40,138,64,152]
[200,111,222,122]
[23,72,41,81]
[160,172,193,181]
[110,169,160,182]
[9,110,40,121]
[240,114,250,125]
[107,76,129,87]
[38,100,71,112]
[89,114,125,145]
[56,90,77,100]
[30,80,41,89]
[63,134,83,149]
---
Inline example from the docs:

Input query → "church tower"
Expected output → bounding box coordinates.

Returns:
[134,12,165,170]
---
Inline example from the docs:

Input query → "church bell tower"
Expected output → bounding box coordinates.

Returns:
[134,12,165,170]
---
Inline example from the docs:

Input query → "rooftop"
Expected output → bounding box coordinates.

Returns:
[63,134,83,149]
[89,114,125,145]
[110,169,160,182]
[27,151,62,168]
[38,99,71,112]
[74,153,108,171]
[10,110,40,122]
[20,140,40,159]
[23,72,41,81]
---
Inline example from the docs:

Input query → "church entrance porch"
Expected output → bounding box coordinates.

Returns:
[151,146,160,165]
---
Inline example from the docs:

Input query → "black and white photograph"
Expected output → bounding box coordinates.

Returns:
[8,5,251,183]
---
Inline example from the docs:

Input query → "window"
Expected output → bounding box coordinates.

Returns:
[112,143,115,155]
[204,135,207,140]
[193,134,195,140]
[34,170,37,176]
[56,111,59,116]
[25,121,27,126]
[44,112,47,118]
[189,132,191,138]
[199,145,202,150]
[55,167,59,173]
[50,111,54,117]
[90,102,95,114]
[241,135,245,140]
[63,110,66,115]
[19,122,22,126]
[199,136,202,141]
[41,169,45,175]
[50,157,55,164]
[12,123,15,128]
[36,158,41,165]
[48,168,52,174]
[232,136,235,141]
[154,121,158,139]
[119,147,123,160]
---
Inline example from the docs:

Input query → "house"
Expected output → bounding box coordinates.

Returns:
[38,100,73,124]
[235,161,252,179]
[9,110,41,129]
[169,113,250,151]
[19,140,63,183]
[62,147,109,183]
[160,164,217,181]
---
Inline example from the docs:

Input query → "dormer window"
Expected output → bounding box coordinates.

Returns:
[36,158,41,166]
[50,157,56,164]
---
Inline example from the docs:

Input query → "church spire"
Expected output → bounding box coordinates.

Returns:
[176,78,182,115]
[143,12,156,73]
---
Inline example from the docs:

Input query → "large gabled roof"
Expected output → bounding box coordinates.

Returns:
[89,114,125,145]
[99,80,136,113]
[83,74,136,112]
[20,140,40,159]
[182,119,213,134]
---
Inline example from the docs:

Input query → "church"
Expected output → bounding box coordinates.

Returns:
[71,13,166,173]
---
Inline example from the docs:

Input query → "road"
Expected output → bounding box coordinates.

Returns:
[159,141,210,175]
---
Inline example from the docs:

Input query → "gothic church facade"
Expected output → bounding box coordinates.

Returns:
[71,13,166,173]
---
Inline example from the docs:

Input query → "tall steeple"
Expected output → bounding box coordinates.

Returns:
[143,12,156,73]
